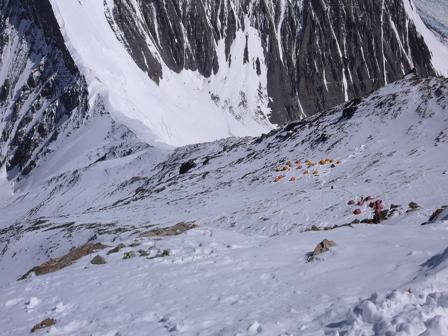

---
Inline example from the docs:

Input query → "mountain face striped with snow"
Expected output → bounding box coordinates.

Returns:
[1,0,448,177]
[106,0,443,123]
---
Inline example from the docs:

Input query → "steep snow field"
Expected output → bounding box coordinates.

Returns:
[48,0,273,147]
[403,0,448,76]
[2,221,448,335]
[415,0,448,37]
[1,77,448,335]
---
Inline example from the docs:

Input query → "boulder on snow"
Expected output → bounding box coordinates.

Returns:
[107,243,126,255]
[0,79,10,101]
[341,97,362,120]
[407,202,420,212]
[308,239,336,261]
[123,251,136,260]
[138,249,150,257]
[147,249,171,260]
[422,206,448,225]
[31,318,55,333]
[90,255,106,265]
[373,209,389,223]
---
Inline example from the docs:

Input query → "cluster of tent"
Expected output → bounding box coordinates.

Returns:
[347,196,384,216]
[273,158,342,183]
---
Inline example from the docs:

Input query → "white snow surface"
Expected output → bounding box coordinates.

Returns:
[1,77,448,335]
[404,0,448,76]
[48,0,273,147]
[415,0,448,37]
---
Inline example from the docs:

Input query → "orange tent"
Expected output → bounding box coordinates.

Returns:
[274,175,285,182]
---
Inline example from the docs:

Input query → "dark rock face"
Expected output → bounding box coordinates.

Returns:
[179,159,197,174]
[0,0,88,179]
[107,0,436,124]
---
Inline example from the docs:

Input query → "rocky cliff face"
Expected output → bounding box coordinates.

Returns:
[0,0,88,179]
[107,0,436,124]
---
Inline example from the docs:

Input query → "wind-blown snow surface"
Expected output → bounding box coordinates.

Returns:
[1,77,448,335]
[48,0,273,147]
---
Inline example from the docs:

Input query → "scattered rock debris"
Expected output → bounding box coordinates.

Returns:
[148,249,171,260]
[139,222,198,238]
[305,223,353,232]
[107,243,126,255]
[18,243,108,280]
[30,318,56,333]
[123,251,136,260]
[138,249,150,257]
[129,240,141,247]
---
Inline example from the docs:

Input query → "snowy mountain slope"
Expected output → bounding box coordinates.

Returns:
[1,1,448,335]
[1,0,447,180]
[2,218,448,335]
[0,76,447,335]
[2,76,447,236]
